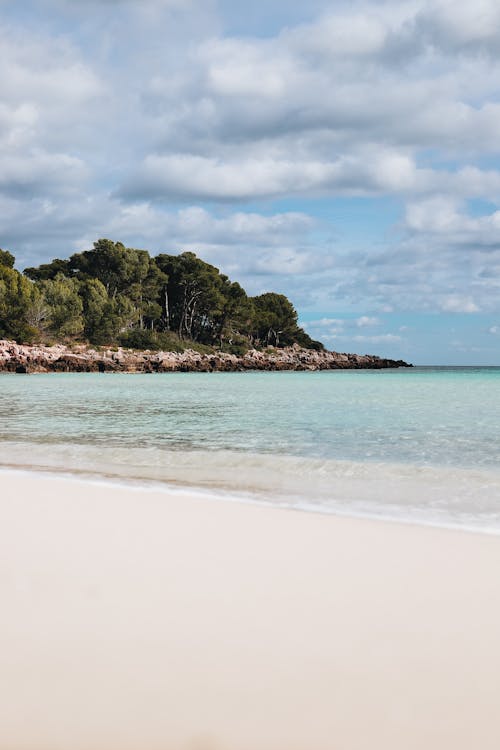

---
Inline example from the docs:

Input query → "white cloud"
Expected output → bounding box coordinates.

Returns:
[0,151,87,194]
[352,333,402,344]
[306,318,346,327]
[356,316,380,328]
[116,0,500,206]
[288,11,388,59]
[301,316,404,356]
[123,148,428,202]
[105,204,314,245]
[0,25,103,203]
[415,0,500,54]
[405,197,500,246]
[2,0,500,330]
[440,296,479,313]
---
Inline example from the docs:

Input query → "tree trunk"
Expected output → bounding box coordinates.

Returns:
[164,286,170,330]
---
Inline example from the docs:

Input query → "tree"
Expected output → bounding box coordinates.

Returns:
[250,293,323,349]
[127,257,167,330]
[251,293,300,347]
[24,257,70,280]
[155,252,224,342]
[2,239,324,350]
[79,278,137,344]
[37,274,84,338]
[67,239,167,331]
[0,249,15,269]
[215,278,251,348]
[68,240,149,296]
[0,266,41,342]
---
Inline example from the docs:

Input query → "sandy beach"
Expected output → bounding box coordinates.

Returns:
[1,471,500,750]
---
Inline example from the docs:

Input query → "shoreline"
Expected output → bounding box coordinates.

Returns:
[2,470,500,749]
[0,339,411,373]
[1,462,500,538]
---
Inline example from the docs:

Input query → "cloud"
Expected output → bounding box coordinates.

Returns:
[105,204,314,246]
[306,318,346,327]
[4,197,324,285]
[122,149,426,202]
[0,24,102,205]
[440,296,479,313]
[1,0,500,342]
[352,333,402,343]
[404,196,500,248]
[414,0,500,55]
[0,151,87,196]
[304,316,392,338]
[114,0,500,209]
[356,316,380,327]
[301,315,404,356]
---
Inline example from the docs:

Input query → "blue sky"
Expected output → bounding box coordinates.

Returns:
[1,0,500,364]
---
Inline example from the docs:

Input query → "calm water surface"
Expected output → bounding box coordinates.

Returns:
[1,367,499,532]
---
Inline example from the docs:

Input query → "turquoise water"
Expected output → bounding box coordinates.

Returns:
[1,368,500,532]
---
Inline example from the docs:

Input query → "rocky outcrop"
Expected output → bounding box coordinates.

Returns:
[0,340,412,374]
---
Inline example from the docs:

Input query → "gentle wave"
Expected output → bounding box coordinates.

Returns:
[2,441,500,534]
[2,369,500,533]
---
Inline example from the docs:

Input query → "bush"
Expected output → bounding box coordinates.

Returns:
[293,329,325,351]
[14,324,40,345]
[118,329,160,350]
[154,332,185,353]
[118,329,192,353]
[220,337,250,356]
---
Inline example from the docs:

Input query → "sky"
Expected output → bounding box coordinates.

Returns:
[1,0,500,364]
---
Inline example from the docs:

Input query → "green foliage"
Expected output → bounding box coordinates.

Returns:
[68,240,167,334]
[154,332,187,353]
[79,278,109,340]
[79,278,125,344]
[0,265,41,342]
[155,252,225,342]
[118,330,190,353]
[24,258,70,280]
[68,239,145,296]
[36,274,84,338]
[0,249,15,269]
[220,337,250,356]
[251,293,324,350]
[252,292,298,347]
[4,239,323,351]
[118,329,161,350]
[293,328,324,351]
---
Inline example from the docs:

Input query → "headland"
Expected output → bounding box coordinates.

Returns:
[0,339,411,373]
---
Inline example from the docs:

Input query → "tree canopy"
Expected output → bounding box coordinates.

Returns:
[2,240,324,352]
[0,249,15,269]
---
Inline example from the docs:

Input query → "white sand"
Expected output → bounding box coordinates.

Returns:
[1,471,500,750]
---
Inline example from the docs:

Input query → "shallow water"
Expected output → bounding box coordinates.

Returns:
[1,367,499,532]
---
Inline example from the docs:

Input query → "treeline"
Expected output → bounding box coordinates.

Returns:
[0,240,323,352]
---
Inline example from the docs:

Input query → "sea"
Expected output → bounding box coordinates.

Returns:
[1,367,499,534]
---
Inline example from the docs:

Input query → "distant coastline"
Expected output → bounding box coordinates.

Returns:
[1,240,413,370]
[0,340,411,373]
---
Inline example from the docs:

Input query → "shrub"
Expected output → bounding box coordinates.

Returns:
[118,329,160,350]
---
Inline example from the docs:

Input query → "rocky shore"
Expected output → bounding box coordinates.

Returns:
[0,340,411,374]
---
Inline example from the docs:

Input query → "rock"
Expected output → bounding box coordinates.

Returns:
[0,339,412,374]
